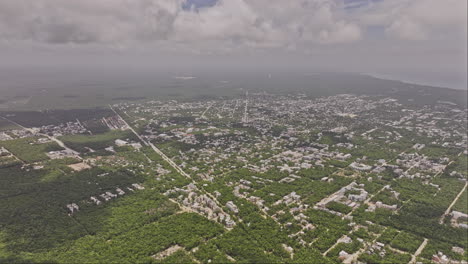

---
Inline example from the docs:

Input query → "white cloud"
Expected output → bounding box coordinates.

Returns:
[353,0,467,41]
[386,17,427,40]
[0,0,183,44]
[0,0,364,48]
[0,0,465,48]
[0,0,465,89]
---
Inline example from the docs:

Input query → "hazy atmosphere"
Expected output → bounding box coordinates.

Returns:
[0,0,466,89]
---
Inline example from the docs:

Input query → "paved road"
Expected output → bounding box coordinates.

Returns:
[439,181,468,224]
[109,105,233,226]
[409,238,428,264]
[343,227,388,264]
[200,104,213,120]
[1,116,80,158]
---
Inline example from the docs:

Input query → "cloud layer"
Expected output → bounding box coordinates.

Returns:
[0,0,464,50]
[0,0,466,89]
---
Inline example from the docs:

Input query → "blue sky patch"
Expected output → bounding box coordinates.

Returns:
[343,0,384,10]
[182,0,219,11]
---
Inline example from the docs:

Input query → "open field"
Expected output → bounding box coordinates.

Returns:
[59,130,138,152]
[0,137,63,163]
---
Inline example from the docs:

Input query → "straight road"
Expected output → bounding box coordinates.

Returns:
[110,105,234,227]
[409,238,428,264]
[1,116,81,158]
[439,181,468,224]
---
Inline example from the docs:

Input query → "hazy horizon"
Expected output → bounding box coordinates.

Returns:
[0,0,466,91]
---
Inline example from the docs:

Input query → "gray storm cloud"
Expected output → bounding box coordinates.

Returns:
[0,0,183,44]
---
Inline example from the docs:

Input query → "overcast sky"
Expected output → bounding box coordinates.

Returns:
[0,0,466,89]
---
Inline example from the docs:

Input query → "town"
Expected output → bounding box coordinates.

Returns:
[0,92,467,264]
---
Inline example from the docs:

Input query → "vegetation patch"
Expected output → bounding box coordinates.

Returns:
[0,137,63,163]
[59,130,137,152]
